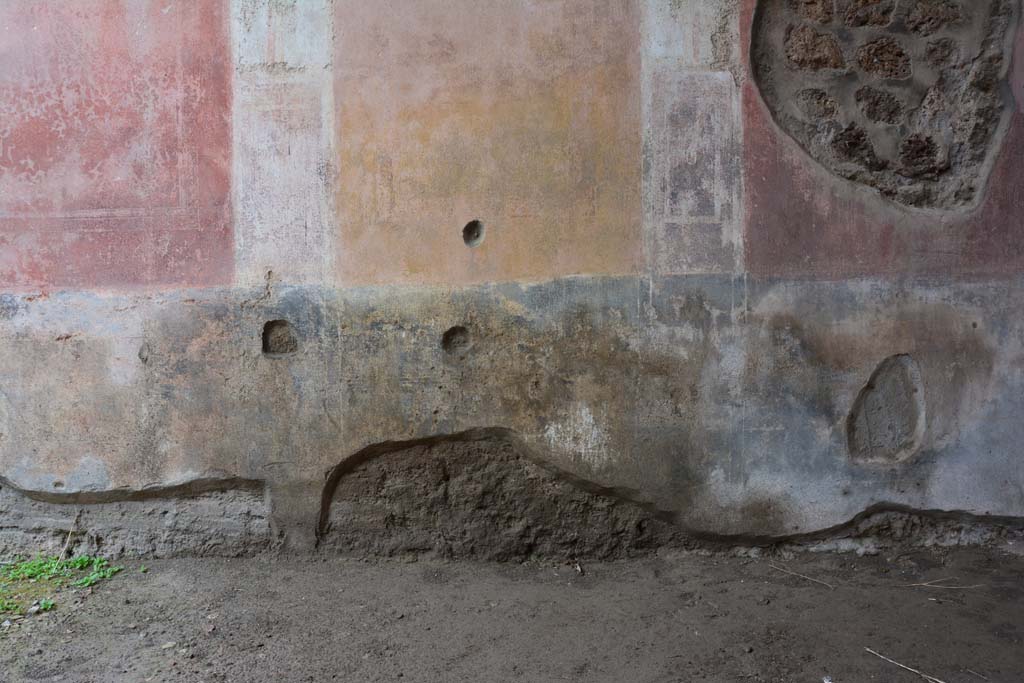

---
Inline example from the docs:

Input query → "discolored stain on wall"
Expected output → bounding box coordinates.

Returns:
[332,0,643,285]
[644,70,743,275]
[0,1,233,290]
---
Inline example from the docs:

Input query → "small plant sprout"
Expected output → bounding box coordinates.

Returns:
[0,554,125,616]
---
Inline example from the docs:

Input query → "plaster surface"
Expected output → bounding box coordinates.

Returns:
[0,0,1022,555]
[0,0,232,289]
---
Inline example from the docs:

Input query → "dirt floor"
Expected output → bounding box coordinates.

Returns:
[1,547,1023,683]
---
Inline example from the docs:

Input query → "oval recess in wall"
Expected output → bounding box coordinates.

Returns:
[846,354,926,465]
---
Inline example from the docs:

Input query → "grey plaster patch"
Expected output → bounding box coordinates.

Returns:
[0,277,1021,547]
[232,0,335,286]
[644,69,742,275]
[643,0,741,70]
[0,478,272,559]
[0,294,22,320]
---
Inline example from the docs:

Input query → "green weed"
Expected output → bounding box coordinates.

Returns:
[0,555,124,616]
[71,559,122,588]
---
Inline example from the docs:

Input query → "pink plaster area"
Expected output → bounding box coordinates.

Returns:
[0,0,232,290]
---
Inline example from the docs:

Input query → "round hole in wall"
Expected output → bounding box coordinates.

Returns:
[263,320,298,355]
[52,481,64,490]
[441,325,471,354]
[462,220,485,247]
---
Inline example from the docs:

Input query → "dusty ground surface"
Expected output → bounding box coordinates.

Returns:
[1,547,1022,683]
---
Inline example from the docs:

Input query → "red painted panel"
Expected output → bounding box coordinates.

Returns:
[741,0,1024,280]
[0,0,232,290]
